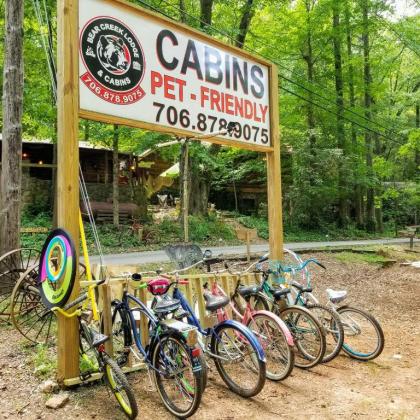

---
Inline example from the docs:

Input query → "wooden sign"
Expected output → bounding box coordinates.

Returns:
[79,0,273,150]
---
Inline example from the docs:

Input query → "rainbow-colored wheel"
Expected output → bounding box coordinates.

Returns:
[38,229,76,309]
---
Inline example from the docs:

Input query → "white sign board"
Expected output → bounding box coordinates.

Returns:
[79,0,272,148]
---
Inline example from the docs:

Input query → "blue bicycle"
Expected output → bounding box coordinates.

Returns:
[108,274,204,418]
[143,260,267,399]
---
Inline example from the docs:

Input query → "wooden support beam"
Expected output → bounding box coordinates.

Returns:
[101,284,113,356]
[266,65,284,262]
[56,0,80,382]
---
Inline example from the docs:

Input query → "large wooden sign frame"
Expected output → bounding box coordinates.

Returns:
[57,0,283,381]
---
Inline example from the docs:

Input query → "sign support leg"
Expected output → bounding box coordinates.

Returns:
[267,65,284,261]
[57,0,80,382]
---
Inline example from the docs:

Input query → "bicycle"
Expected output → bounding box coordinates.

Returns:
[52,278,138,419]
[259,254,345,363]
[246,257,327,369]
[207,260,295,381]
[108,273,205,418]
[283,254,384,361]
[142,257,267,398]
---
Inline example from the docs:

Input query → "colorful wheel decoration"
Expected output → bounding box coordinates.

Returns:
[38,229,76,309]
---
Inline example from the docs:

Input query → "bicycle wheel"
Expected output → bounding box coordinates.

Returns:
[307,303,344,363]
[102,354,139,419]
[247,313,294,381]
[278,306,326,369]
[211,323,266,397]
[249,293,270,311]
[107,303,134,366]
[0,248,40,319]
[337,305,384,361]
[10,266,56,344]
[152,332,203,418]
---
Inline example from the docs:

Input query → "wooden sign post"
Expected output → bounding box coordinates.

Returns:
[56,0,80,381]
[57,0,283,381]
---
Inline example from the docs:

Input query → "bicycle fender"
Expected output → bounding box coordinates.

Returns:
[214,319,266,362]
[250,309,295,346]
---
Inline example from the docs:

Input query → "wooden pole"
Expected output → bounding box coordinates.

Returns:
[266,65,284,261]
[183,140,189,243]
[56,0,80,382]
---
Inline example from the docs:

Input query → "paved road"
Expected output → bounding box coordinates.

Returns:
[89,237,418,265]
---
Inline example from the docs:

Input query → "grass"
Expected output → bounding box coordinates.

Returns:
[237,215,396,242]
[333,251,390,265]
[26,344,57,379]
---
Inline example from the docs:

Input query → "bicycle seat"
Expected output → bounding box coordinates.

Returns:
[91,331,109,348]
[238,284,262,298]
[326,288,347,304]
[154,295,181,314]
[203,291,230,312]
[291,281,313,293]
[272,288,290,300]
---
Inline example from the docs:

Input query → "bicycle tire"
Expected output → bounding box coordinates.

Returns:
[247,312,294,381]
[211,323,266,397]
[152,332,203,418]
[278,306,326,369]
[306,303,344,363]
[337,305,384,361]
[102,353,139,419]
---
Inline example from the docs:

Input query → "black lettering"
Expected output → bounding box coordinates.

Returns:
[225,54,231,89]
[251,65,264,99]
[157,29,179,70]
[181,40,203,80]
[205,46,223,84]
[232,58,248,94]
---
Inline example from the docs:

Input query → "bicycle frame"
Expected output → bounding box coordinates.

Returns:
[112,290,160,362]
[210,280,294,346]
[171,285,266,362]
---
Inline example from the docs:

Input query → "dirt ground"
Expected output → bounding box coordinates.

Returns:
[1,251,419,420]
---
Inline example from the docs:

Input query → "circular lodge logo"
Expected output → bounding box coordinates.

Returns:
[80,16,146,105]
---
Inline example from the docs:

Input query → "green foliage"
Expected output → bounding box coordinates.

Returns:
[29,344,57,379]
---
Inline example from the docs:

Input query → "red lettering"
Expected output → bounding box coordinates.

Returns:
[210,89,222,112]
[225,94,234,115]
[151,71,163,94]
[201,86,210,107]
[244,100,253,119]
[260,104,268,123]
[234,97,244,118]
[253,103,261,122]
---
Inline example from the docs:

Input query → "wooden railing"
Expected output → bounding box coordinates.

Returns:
[98,270,264,357]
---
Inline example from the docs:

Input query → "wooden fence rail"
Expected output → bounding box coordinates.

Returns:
[99,270,263,355]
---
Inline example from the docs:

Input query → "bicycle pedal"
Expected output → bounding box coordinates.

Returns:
[79,371,93,381]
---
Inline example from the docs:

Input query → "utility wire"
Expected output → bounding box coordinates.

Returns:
[136,0,408,146]
[149,0,413,136]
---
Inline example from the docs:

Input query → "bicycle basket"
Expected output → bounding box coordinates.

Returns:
[164,244,204,269]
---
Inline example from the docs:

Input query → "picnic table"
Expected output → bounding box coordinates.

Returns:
[398,225,420,250]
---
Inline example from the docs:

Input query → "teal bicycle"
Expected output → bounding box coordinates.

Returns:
[280,253,384,361]
[248,257,326,369]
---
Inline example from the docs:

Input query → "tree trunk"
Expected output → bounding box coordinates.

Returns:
[362,0,376,232]
[112,125,120,228]
[200,0,213,29]
[416,102,420,171]
[179,141,191,221]
[344,2,364,227]
[0,0,24,255]
[332,2,348,227]
[179,0,187,23]
[235,0,255,48]
[304,1,316,182]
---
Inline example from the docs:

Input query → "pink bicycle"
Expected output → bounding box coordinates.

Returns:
[206,265,295,381]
